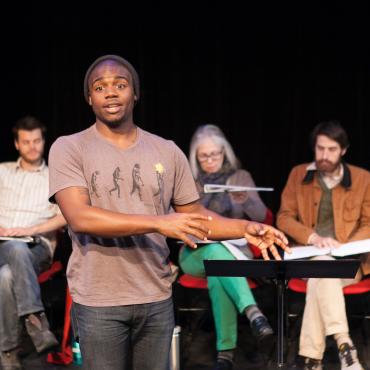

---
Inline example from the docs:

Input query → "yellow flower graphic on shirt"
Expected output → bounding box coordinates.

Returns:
[154,163,165,174]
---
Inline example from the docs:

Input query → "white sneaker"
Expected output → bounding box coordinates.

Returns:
[338,343,364,370]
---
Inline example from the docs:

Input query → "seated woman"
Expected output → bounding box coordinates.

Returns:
[179,124,273,370]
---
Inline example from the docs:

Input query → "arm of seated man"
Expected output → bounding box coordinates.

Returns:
[0,214,66,237]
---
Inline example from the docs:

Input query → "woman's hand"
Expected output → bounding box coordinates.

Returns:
[244,222,291,260]
[230,191,248,204]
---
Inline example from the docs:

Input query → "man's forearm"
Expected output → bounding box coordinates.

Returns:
[175,202,248,240]
[202,209,249,240]
[59,204,163,237]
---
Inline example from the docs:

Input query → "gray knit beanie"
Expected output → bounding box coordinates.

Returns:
[83,54,140,103]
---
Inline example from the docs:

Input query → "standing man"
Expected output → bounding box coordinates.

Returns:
[48,54,290,370]
[0,116,66,370]
[277,121,369,370]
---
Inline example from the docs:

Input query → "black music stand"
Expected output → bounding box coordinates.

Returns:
[204,259,360,369]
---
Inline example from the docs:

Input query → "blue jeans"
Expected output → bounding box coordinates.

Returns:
[72,297,175,370]
[0,240,51,351]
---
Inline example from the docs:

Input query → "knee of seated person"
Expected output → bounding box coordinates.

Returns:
[307,277,340,292]
[205,243,236,260]
[207,276,223,288]
[311,254,335,261]
[8,241,32,258]
[0,265,13,289]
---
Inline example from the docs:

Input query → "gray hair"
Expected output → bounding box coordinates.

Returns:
[189,124,240,178]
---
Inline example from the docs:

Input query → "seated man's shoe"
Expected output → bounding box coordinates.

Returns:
[212,358,233,370]
[303,357,322,370]
[24,312,59,353]
[289,356,322,370]
[0,348,23,370]
[338,343,364,370]
[250,316,274,345]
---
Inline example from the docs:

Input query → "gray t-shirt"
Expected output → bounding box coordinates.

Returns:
[48,125,199,306]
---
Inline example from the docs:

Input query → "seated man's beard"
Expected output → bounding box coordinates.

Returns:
[316,159,340,173]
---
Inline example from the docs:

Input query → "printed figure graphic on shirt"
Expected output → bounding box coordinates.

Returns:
[153,163,165,208]
[91,171,100,198]
[130,163,144,201]
[109,167,124,197]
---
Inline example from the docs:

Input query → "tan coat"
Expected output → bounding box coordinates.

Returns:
[277,163,370,272]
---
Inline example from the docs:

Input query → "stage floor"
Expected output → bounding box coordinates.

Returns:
[19,320,369,370]
[17,277,370,369]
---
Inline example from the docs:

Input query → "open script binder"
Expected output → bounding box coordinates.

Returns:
[284,238,370,260]
[0,236,35,243]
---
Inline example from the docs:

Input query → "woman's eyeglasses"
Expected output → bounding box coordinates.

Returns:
[197,149,224,163]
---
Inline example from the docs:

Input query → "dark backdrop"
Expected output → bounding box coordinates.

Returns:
[2,3,369,213]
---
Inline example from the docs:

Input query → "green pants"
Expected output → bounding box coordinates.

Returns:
[179,243,256,351]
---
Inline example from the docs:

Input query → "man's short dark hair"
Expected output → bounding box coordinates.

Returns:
[12,116,46,141]
[310,120,349,150]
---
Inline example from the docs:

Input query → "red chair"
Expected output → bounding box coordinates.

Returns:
[47,287,73,365]
[38,255,65,329]
[37,259,73,365]
[41,266,74,365]
[37,230,74,365]
[178,274,257,290]
[37,261,63,284]
[37,228,71,326]
[288,277,370,295]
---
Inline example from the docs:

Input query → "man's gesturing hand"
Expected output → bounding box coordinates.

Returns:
[156,213,211,248]
[244,222,291,260]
